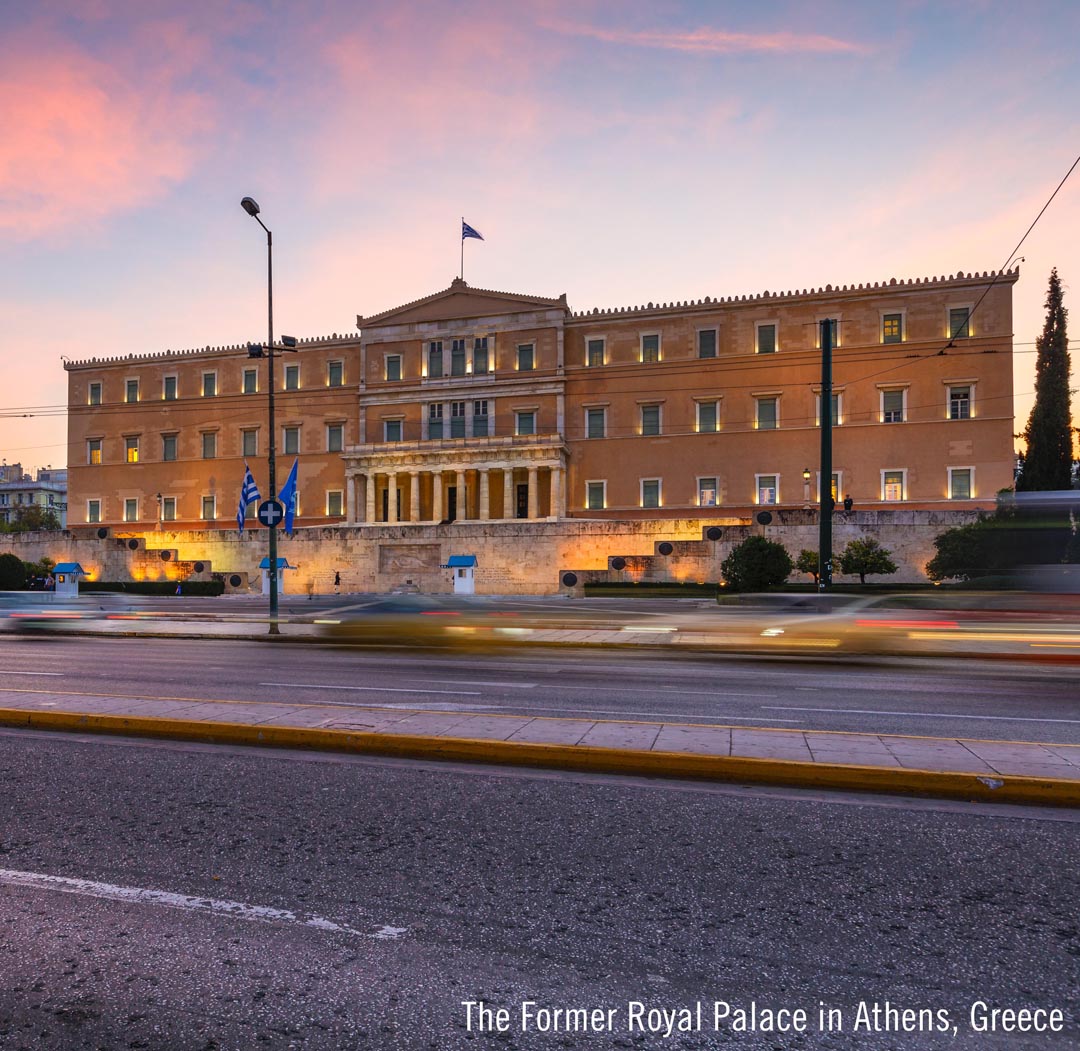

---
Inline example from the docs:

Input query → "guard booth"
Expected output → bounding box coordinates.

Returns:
[443,554,477,595]
[258,556,296,596]
[52,562,88,598]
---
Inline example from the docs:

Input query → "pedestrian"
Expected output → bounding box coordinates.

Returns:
[334,570,341,595]
[44,573,55,591]
[843,494,853,512]
[175,582,182,595]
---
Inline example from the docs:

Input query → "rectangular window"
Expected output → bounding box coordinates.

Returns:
[201,496,216,520]
[641,404,661,436]
[699,477,718,506]
[87,439,102,465]
[284,364,300,390]
[949,385,971,420]
[201,432,216,459]
[586,407,606,439]
[641,479,661,508]
[384,420,402,442]
[125,379,139,403]
[162,434,177,462]
[949,307,971,339]
[586,481,606,510]
[163,376,177,401]
[756,475,778,505]
[515,411,536,436]
[949,468,972,500]
[283,426,300,455]
[243,368,258,394]
[473,337,489,374]
[756,324,776,355]
[162,497,176,522]
[818,472,840,502]
[451,339,467,376]
[328,360,344,387]
[883,470,905,501]
[587,338,605,367]
[450,401,466,438]
[87,500,101,524]
[327,490,344,517]
[882,389,905,423]
[641,334,660,363]
[473,400,489,437]
[327,423,344,452]
[756,397,778,430]
[125,437,139,463]
[428,341,443,378]
[698,329,717,358]
[124,498,138,522]
[202,372,216,397]
[385,355,402,382]
[517,344,535,371]
[816,392,840,426]
[88,382,102,406]
[882,314,903,344]
[697,401,718,433]
[820,318,839,347]
[242,429,258,457]
[428,403,444,439]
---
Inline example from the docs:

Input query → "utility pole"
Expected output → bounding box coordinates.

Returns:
[819,318,833,590]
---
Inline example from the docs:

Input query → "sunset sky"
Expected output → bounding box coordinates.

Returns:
[2,0,1078,472]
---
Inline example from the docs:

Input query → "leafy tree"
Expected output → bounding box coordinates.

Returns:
[1018,269,1074,491]
[838,537,898,584]
[721,535,792,591]
[795,549,819,584]
[0,552,27,590]
[0,505,62,533]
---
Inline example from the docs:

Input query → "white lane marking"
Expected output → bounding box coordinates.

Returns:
[0,867,406,940]
[338,700,800,723]
[763,705,1080,725]
[408,679,538,689]
[260,682,481,697]
[0,671,64,677]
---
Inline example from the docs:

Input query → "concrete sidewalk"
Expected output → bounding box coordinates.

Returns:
[1,686,1078,808]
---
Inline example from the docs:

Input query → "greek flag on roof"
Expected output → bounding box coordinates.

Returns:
[461,220,484,241]
[236,463,261,535]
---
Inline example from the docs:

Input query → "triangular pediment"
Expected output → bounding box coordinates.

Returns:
[358,278,568,328]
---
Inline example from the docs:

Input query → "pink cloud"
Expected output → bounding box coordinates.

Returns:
[542,20,870,55]
[0,30,214,239]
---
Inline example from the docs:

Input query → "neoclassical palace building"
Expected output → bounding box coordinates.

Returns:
[65,269,1017,531]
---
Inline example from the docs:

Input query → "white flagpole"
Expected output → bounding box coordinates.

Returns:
[460,217,464,280]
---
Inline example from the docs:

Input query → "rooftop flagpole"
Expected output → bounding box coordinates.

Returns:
[460,216,464,280]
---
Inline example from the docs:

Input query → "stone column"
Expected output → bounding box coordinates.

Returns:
[479,469,490,521]
[346,472,356,524]
[456,469,467,520]
[527,466,539,519]
[409,472,420,523]
[503,468,514,519]
[365,473,376,523]
[432,471,443,522]
[550,464,564,519]
[387,471,398,525]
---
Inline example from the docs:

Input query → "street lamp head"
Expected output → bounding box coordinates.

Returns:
[240,196,261,217]
[803,468,811,482]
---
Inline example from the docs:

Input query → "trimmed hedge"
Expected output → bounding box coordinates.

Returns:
[584,581,718,597]
[80,581,225,596]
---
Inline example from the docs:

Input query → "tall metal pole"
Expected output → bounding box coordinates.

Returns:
[819,319,833,591]
[265,224,279,633]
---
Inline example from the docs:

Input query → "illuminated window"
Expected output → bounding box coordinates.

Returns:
[882,389,905,423]
[949,385,971,420]
[756,475,778,505]
[882,314,903,344]
[882,470,905,501]
[641,479,661,508]
[699,477,718,506]
[125,437,139,463]
[586,481,606,510]
[327,490,344,516]
[87,439,102,465]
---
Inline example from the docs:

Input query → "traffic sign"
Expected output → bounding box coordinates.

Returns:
[257,499,285,528]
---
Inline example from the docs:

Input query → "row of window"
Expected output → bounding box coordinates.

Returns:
[583,467,977,510]
[86,361,346,405]
[86,490,347,524]
[87,424,345,465]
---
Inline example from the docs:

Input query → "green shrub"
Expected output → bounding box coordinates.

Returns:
[0,552,27,589]
[720,536,793,591]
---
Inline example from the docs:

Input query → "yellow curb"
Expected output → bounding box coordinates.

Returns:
[2,707,1079,809]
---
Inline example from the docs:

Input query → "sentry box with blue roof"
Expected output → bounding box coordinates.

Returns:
[258,556,296,596]
[52,563,88,598]
[441,554,477,595]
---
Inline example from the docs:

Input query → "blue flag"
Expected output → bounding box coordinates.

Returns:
[461,220,484,241]
[237,463,261,535]
[278,458,299,536]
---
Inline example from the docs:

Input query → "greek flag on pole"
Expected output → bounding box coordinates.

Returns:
[237,464,261,535]
[461,220,484,241]
[278,458,299,536]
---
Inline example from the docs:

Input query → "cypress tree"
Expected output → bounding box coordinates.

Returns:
[1018,269,1073,490]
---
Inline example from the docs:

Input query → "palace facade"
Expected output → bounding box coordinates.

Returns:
[65,269,1017,531]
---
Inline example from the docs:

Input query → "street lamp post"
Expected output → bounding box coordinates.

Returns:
[802,467,811,508]
[240,196,281,634]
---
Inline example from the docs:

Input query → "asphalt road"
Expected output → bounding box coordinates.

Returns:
[0,730,1077,1050]
[1,634,1078,743]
